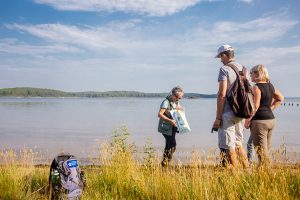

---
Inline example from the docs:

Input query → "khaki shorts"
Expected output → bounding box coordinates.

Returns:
[218,111,244,150]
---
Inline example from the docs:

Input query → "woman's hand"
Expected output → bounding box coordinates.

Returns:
[271,89,284,110]
[171,119,177,127]
[176,104,184,111]
[244,119,251,129]
[158,108,177,127]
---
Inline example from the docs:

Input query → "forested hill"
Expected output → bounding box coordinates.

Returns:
[0,87,216,98]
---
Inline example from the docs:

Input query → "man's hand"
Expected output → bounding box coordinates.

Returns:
[211,119,221,133]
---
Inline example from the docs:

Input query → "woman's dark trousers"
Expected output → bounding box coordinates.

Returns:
[161,127,177,166]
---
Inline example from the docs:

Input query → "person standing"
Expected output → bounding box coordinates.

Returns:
[245,64,284,166]
[212,44,249,169]
[158,86,184,167]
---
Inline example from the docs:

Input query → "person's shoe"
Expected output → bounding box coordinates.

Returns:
[161,160,168,167]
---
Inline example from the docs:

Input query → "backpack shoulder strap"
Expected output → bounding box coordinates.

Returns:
[226,62,249,80]
[226,62,240,78]
[166,96,176,110]
[49,158,56,183]
[242,66,247,77]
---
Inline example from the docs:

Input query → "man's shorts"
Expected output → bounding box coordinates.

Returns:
[218,111,244,150]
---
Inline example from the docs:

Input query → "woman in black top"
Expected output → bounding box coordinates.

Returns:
[245,64,284,166]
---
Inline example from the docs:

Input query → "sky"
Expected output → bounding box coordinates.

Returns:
[0,0,300,96]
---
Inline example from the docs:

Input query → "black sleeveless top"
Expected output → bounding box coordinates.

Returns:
[252,83,275,120]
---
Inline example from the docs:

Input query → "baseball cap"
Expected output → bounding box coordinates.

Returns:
[215,44,234,58]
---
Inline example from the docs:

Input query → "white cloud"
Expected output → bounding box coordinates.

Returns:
[33,0,205,16]
[108,19,143,30]
[240,45,300,67]
[238,45,300,96]
[190,15,298,46]
[6,13,297,58]
[6,22,181,59]
[238,0,253,3]
[0,38,82,56]
[6,19,140,44]
[6,23,128,50]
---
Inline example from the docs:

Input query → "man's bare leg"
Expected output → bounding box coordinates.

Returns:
[226,149,238,168]
[236,146,249,169]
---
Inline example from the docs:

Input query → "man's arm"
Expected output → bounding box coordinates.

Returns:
[212,80,227,130]
[216,80,227,119]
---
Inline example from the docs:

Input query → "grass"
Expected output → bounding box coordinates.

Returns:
[0,126,299,200]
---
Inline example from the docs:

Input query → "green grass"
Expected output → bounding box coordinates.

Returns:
[0,127,299,200]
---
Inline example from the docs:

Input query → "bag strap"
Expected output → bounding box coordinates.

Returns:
[49,158,56,184]
[165,96,171,110]
[226,62,247,80]
[166,96,178,110]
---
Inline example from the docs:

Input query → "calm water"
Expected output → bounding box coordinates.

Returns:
[0,97,299,159]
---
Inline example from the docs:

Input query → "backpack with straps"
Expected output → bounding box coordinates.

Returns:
[226,63,254,118]
[49,153,85,200]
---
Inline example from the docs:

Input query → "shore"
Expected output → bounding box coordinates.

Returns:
[1,150,300,200]
[1,128,300,199]
[1,145,300,166]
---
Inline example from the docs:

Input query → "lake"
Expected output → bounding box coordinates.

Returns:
[0,97,299,162]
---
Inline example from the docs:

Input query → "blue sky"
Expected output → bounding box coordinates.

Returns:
[1,0,300,96]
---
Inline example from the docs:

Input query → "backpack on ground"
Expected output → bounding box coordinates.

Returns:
[226,63,254,118]
[49,153,85,200]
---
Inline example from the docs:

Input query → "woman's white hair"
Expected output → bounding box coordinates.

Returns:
[171,86,184,96]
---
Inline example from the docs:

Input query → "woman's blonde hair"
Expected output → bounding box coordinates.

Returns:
[250,64,270,82]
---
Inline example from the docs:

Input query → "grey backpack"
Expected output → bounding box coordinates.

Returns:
[49,153,85,200]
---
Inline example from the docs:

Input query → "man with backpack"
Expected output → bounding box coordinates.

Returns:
[211,44,249,169]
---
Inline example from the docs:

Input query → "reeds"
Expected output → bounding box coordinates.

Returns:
[0,126,299,200]
[0,149,48,199]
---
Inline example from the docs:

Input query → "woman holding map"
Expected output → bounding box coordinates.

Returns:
[157,86,184,167]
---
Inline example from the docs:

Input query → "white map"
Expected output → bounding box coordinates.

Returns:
[170,109,191,134]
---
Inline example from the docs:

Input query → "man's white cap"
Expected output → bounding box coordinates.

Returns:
[215,44,234,58]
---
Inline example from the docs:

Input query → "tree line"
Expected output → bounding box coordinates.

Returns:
[0,87,216,98]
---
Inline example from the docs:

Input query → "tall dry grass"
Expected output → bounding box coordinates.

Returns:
[0,149,48,199]
[0,126,299,199]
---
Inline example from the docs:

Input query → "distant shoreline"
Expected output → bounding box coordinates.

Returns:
[0,87,217,98]
[0,87,299,99]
